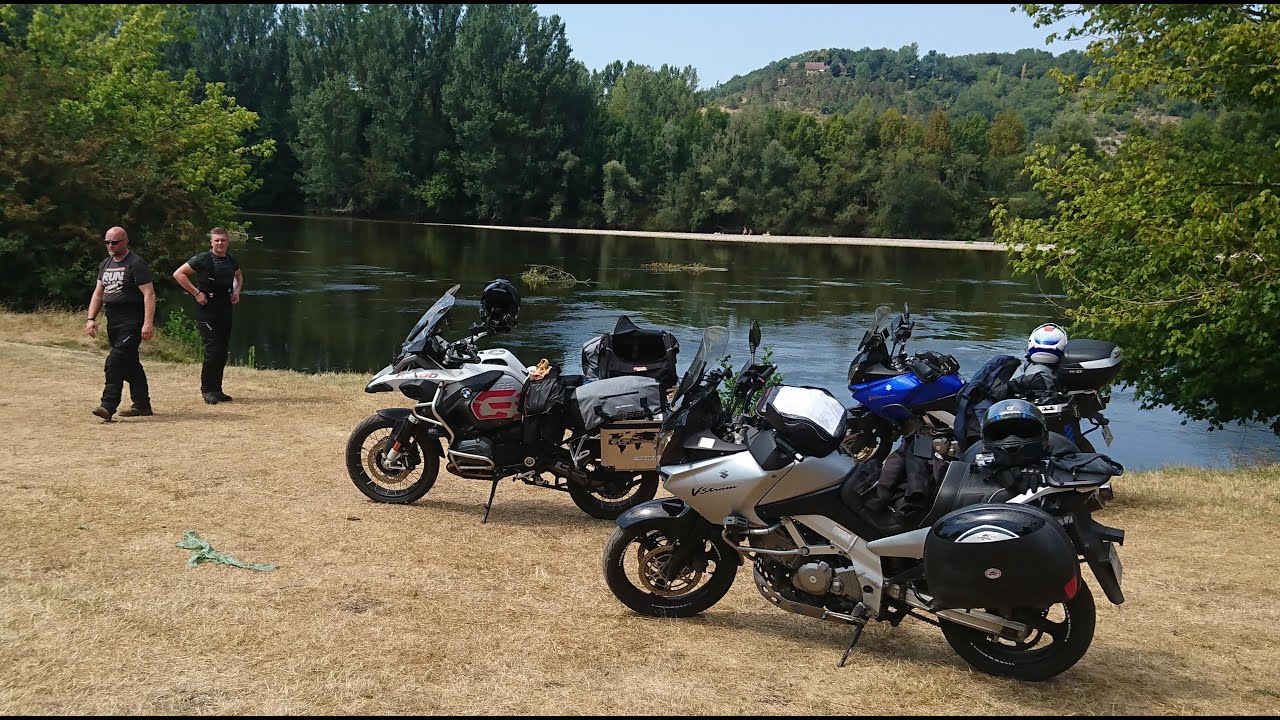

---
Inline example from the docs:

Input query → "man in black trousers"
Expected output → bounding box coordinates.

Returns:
[86,226,156,421]
[172,226,244,404]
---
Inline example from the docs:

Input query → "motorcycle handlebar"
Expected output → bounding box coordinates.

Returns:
[445,332,488,365]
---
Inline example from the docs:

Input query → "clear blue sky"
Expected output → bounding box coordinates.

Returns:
[534,4,1094,89]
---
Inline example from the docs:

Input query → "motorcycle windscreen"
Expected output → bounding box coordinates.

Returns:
[672,326,728,404]
[402,284,460,355]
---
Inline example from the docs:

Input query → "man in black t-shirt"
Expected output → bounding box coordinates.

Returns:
[85,226,156,421]
[172,226,244,404]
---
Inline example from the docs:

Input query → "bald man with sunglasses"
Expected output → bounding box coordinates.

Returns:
[85,226,155,421]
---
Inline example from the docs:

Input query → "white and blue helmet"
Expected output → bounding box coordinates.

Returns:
[1027,323,1069,364]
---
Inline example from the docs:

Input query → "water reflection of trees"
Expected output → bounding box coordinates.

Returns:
[228,215,1063,372]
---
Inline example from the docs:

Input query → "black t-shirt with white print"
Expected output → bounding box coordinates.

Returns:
[98,251,153,324]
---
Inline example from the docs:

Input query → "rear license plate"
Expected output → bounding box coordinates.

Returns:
[1108,543,1123,586]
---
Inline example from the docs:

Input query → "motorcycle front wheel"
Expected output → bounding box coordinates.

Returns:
[345,414,440,504]
[602,524,737,617]
[842,415,897,463]
[568,469,660,520]
[940,579,1096,681]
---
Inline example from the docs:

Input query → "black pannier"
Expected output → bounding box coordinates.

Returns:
[520,365,568,447]
[582,316,680,392]
[569,375,664,433]
[924,502,1079,610]
[757,385,848,458]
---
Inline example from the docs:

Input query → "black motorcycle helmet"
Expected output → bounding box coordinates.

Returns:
[478,278,520,333]
[980,398,1049,467]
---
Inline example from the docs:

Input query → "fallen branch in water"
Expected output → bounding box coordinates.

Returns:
[521,264,580,289]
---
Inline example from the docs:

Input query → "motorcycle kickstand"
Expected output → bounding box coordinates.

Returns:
[837,603,870,668]
[481,476,501,524]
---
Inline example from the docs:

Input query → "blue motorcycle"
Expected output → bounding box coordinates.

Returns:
[843,304,1123,462]
[843,304,965,462]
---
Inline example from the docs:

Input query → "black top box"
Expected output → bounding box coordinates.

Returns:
[1059,339,1122,391]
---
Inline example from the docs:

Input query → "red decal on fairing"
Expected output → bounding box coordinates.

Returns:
[472,389,522,420]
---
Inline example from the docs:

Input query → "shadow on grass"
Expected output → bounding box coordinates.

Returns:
[355,493,609,529]
[689,605,1218,710]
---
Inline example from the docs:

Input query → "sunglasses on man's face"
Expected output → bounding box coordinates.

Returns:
[105,240,122,246]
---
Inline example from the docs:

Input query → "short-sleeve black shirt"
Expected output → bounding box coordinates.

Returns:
[188,251,241,297]
[98,251,153,305]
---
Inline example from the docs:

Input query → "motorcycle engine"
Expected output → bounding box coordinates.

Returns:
[792,561,834,594]
[750,530,862,609]
[449,437,495,478]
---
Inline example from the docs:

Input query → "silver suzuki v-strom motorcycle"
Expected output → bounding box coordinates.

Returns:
[346,282,664,521]
[602,326,1127,681]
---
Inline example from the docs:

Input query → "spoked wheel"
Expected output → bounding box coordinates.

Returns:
[940,580,1096,681]
[602,524,737,617]
[568,469,660,520]
[345,414,440,504]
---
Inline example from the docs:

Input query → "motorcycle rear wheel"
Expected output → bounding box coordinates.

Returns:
[568,470,659,520]
[345,414,440,504]
[940,579,1096,681]
[602,524,737,617]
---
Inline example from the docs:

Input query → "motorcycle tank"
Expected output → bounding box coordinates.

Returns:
[923,503,1079,610]
[851,371,964,422]
[1058,339,1122,392]
[434,369,523,430]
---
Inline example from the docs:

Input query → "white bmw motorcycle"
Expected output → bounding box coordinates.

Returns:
[602,326,1126,680]
[346,283,665,521]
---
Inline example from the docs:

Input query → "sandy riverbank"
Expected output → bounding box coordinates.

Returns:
[419,222,1010,251]
[242,213,1010,251]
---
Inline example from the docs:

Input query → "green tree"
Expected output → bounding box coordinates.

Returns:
[172,4,299,210]
[0,4,271,307]
[987,107,1027,157]
[924,110,953,155]
[439,4,594,222]
[996,4,1280,433]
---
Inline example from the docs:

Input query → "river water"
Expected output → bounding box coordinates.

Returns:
[178,213,1275,471]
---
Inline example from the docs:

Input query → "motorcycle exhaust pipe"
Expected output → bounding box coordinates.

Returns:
[900,588,1030,641]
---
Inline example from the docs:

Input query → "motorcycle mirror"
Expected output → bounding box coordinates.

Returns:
[749,320,761,360]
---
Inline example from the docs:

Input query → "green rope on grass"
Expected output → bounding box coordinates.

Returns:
[176,530,277,571]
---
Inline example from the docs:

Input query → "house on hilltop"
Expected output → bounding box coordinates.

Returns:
[790,61,830,74]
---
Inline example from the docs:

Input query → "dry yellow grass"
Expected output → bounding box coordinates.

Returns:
[2,309,1279,715]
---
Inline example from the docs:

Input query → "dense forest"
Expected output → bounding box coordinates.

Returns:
[17,5,1158,237]
[0,3,1168,304]
[1,3,1277,433]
